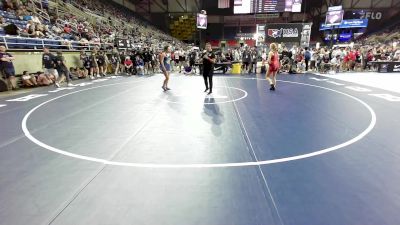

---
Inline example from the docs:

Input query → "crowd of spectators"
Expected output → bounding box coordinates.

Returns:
[52,0,183,50]
[1,40,399,90]
[358,25,400,46]
[174,42,400,75]
[0,0,190,91]
[0,0,51,37]
[0,0,399,92]
[0,0,185,49]
[276,43,400,74]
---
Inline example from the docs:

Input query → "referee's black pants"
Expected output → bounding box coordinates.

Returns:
[305,59,309,71]
[203,69,213,92]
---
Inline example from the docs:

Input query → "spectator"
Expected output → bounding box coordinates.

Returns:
[35,71,52,86]
[297,59,306,73]
[242,47,251,73]
[150,50,157,73]
[354,48,362,71]
[348,49,356,71]
[69,67,86,79]
[342,52,349,71]
[304,47,311,71]
[142,48,151,75]
[42,47,59,87]
[55,51,73,87]
[320,54,331,73]
[89,50,99,79]
[42,0,49,11]
[330,55,341,73]
[119,51,126,72]
[183,61,193,75]
[189,50,196,69]
[15,8,24,20]
[310,48,317,71]
[250,48,258,74]
[110,49,121,75]
[135,55,144,75]
[3,0,14,11]
[104,51,110,74]
[75,67,87,78]
[21,71,38,87]
[296,49,304,64]
[394,47,400,61]
[0,45,17,90]
[3,22,19,35]
[79,51,89,75]
[0,16,8,28]
[124,56,133,75]
[26,20,44,38]
[97,50,106,76]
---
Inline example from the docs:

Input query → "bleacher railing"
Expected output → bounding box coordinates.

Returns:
[29,0,51,23]
[0,36,114,51]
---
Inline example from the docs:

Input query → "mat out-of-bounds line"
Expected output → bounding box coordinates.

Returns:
[22,77,377,168]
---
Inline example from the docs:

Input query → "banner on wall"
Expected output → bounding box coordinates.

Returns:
[300,23,312,47]
[319,19,368,30]
[256,24,265,46]
[264,23,304,43]
[197,13,207,29]
[341,19,368,28]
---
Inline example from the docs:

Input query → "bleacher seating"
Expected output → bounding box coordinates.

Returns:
[0,0,185,51]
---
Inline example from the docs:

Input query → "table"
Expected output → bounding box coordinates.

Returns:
[368,61,400,73]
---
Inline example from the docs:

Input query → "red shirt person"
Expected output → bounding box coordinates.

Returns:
[348,50,356,61]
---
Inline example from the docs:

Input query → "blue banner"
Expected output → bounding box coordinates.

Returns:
[320,23,331,31]
[323,33,353,42]
[320,19,368,30]
[339,33,352,41]
[341,19,368,28]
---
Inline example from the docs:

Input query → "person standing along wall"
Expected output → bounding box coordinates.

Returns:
[55,51,73,87]
[242,47,251,73]
[0,46,17,90]
[90,50,99,79]
[42,47,59,87]
[304,47,311,72]
[97,51,106,76]
[250,48,258,74]
[143,48,151,75]
[111,49,121,75]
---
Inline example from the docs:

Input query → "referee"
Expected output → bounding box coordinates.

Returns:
[202,42,216,95]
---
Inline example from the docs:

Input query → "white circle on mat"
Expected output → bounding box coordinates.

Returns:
[160,86,248,105]
[22,78,377,168]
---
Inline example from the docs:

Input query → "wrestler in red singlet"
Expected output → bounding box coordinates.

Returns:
[269,51,279,73]
[267,43,280,91]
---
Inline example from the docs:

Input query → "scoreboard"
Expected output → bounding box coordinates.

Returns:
[234,0,302,14]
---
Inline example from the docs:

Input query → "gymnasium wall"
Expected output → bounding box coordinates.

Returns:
[8,51,82,75]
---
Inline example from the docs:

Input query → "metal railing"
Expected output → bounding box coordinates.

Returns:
[29,0,51,23]
[0,36,114,51]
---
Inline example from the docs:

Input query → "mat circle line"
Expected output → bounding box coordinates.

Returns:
[160,86,248,104]
[21,77,377,168]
